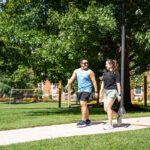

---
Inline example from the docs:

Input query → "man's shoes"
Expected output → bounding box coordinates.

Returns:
[77,120,87,128]
[117,114,122,126]
[86,119,91,126]
[103,123,114,130]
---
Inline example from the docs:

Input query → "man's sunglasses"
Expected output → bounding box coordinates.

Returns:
[82,62,88,64]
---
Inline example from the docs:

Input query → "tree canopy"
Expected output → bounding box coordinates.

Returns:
[0,0,150,99]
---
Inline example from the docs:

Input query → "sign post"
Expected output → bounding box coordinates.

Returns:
[58,81,62,108]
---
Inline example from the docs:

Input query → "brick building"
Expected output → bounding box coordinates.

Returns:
[131,71,150,101]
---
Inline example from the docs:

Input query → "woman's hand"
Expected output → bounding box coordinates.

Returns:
[117,94,121,102]
[99,93,103,102]
[94,92,98,99]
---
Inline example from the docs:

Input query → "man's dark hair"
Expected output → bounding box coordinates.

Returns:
[80,58,88,63]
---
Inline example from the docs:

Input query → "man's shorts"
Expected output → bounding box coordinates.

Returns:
[77,92,91,101]
[104,89,118,100]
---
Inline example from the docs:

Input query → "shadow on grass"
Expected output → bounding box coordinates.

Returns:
[1,102,150,117]
[113,103,150,113]
[1,107,54,110]
[17,104,150,117]
[26,106,150,117]
[26,107,106,116]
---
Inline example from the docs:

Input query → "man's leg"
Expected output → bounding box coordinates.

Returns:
[80,100,88,121]
[77,92,91,127]
[86,106,89,120]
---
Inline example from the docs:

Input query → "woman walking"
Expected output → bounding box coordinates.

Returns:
[99,59,121,130]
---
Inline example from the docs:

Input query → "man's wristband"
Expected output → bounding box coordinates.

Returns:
[95,91,98,93]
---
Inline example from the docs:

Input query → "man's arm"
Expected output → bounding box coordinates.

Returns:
[66,70,77,90]
[89,71,98,97]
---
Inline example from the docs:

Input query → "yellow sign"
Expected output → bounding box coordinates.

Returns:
[58,81,62,89]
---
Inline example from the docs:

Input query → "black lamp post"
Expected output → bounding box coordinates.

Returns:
[118,0,126,119]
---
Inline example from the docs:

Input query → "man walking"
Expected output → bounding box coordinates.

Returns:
[66,59,98,127]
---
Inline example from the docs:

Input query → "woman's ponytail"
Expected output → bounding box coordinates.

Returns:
[112,59,118,73]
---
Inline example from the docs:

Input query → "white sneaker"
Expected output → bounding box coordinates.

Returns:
[103,123,114,130]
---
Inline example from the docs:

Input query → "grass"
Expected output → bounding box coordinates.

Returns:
[0,101,150,131]
[0,128,150,150]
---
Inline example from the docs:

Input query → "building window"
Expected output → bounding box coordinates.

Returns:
[133,86,142,101]
[134,87,142,96]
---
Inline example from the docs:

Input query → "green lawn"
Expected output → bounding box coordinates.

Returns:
[0,128,150,150]
[0,102,150,131]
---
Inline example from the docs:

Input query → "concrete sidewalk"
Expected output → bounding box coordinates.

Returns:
[0,117,150,146]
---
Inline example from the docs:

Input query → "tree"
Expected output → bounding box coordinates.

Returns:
[0,0,149,109]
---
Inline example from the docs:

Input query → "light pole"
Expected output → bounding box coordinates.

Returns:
[118,0,126,119]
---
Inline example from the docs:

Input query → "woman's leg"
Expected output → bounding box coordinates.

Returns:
[104,98,117,124]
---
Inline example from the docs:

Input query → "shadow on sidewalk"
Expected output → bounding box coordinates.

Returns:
[113,123,131,128]
[91,121,131,128]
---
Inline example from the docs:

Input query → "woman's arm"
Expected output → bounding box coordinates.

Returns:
[99,81,104,101]
[117,83,121,95]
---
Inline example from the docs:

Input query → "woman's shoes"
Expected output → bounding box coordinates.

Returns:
[103,123,114,130]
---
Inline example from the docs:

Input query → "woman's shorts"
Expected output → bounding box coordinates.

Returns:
[104,89,118,100]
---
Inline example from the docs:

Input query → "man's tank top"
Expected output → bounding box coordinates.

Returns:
[76,68,92,93]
